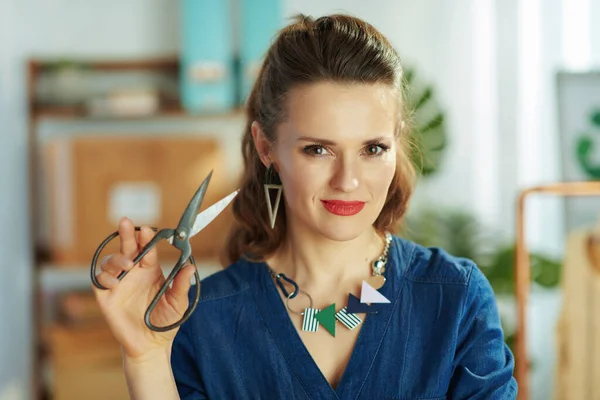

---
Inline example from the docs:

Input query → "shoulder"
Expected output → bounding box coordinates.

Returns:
[388,237,515,395]
[390,235,486,289]
[390,235,499,333]
[390,234,501,336]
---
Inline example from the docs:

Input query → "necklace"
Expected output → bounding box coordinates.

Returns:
[267,232,392,337]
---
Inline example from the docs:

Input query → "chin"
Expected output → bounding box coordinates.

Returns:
[313,218,375,242]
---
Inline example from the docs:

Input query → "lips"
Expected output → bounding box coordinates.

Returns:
[321,200,366,216]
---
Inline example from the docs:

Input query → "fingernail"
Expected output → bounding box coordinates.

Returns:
[108,275,120,286]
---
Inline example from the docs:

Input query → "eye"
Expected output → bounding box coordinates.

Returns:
[303,144,330,156]
[364,143,390,157]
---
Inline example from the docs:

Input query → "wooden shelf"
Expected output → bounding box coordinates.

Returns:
[31,102,245,122]
[27,55,244,399]
[27,56,246,123]
[32,103,185,121]
[29,56,180,72]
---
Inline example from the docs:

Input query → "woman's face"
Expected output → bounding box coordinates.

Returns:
[257,82,398,241]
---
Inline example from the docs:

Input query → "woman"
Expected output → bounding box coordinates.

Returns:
[93,14,517,399]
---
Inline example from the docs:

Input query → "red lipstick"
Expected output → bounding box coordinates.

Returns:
[321,200,366,216]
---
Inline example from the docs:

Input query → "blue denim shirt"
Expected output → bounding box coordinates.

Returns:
[171,236,518,399]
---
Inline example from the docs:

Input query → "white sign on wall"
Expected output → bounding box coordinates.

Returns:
[108,182,162,226]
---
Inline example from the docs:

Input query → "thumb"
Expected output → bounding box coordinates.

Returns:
[168,264,197,310]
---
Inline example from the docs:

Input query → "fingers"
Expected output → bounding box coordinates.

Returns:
[167,264,196,308]
[95,253,134,289]
[138,226,159,269]
[118,218,159,269]
[101,253,134,276]
[119,217,137,259]
[95,271,120,290]
[94,218,160,293]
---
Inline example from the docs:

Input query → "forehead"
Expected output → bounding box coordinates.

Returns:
[280,82,398,141]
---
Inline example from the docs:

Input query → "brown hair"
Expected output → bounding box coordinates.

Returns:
[222,14,416,265]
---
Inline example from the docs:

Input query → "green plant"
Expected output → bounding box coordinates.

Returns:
[400,208,497,268]
[481,245,561,295]
[400,207,562,355]
[575,109,600,179]
[399,66,561,358]
[403,68,447,177]
[401,207,562,292]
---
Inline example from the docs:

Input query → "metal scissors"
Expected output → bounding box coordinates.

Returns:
[90,170,238,332]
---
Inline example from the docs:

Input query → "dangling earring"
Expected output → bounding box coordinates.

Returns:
[264,164,283,229]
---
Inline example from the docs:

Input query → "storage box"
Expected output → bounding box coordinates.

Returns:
[44,135,235,267]
[180,0,235,112]
[238,0,282,102]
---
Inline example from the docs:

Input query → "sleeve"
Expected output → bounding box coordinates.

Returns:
[171,315,208,400]
[448,264,518,399]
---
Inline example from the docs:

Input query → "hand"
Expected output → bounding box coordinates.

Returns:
[92,217,196,361]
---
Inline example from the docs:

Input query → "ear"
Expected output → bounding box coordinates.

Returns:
[251,121,273,168]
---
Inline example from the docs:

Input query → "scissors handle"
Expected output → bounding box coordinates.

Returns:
[90,227,202,332]
[144,253,201,332]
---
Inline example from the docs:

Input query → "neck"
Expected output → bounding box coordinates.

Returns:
[269,221,386,290]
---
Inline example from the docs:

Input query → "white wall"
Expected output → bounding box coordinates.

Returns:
[0,1,31,399]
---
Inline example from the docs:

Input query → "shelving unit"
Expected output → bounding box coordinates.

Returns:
[27,56,245,399]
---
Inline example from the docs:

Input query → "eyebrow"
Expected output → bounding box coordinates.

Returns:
[297,136,392,145]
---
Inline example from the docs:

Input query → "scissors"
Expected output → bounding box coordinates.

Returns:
[90,170,238,332]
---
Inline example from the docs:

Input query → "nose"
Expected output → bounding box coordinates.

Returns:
[330,155,359,192]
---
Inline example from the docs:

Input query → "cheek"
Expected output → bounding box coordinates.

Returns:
[365,156,396,194]
[279,155,327,199]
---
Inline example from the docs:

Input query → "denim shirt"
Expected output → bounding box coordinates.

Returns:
[171,236,518,399]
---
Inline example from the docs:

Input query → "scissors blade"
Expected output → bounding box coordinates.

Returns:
[177,171,213,232]
[190,189,239,238]
[165,190,238,245]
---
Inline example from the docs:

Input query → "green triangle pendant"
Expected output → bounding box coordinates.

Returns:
[315,303,336,337]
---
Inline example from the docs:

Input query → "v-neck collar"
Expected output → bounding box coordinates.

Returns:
[250,238,408,400]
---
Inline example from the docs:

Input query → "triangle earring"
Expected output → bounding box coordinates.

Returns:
[264,185,282,229]
[264,164,283,229]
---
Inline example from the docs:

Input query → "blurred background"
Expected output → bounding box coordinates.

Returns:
[1,0,599,399]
